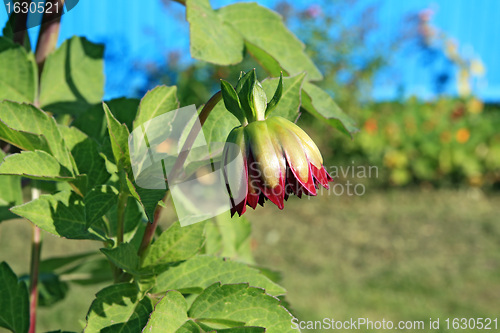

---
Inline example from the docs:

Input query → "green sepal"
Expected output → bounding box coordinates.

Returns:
[252,80,267,120]
[237,69,257,122]
[265,72,283,117]
[235,70,252,94]
[221,79,246,125]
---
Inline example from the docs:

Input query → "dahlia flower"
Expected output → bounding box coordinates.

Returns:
[221,70,333,216]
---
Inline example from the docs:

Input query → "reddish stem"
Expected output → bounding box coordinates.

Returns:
[28,3,64,331]
[34,0,65,73]
[138,193,169,258]
[137,91,222,258]
[28,189,41,333]
[9,0,31,47]
[168,91,222,180]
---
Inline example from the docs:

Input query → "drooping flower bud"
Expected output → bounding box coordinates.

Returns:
[221,71,333,216]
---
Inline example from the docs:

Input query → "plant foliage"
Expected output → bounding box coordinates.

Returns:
[0,0,357,331]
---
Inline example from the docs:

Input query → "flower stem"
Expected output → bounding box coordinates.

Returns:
[116,190,128,246]
[34,0,65,73]
[137,90,222,258]
[169,90,222,180]
[137,192,170,259]
[111,171,130,282]
[27,3,64,331]
[28,187,41,333]
[7,0,31,47]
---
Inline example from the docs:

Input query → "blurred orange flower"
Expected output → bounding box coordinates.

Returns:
[456,128,470,143]
[364,118,378,134]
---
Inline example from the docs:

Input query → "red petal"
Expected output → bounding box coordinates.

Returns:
[285,162,308,198]
[246,192,260,209]
[260,183,284,210]
[311,164,330,189]
[262,168,286,209]
[224,150,248,216]
[283,147,316,196]
[295,160,316,196]
[231,200,247,217]
[246,153,262,209]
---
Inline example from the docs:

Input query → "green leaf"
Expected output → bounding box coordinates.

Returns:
[186,1,321,81]
[205,213,255,264]
[133,85,179,129]
[39,36,104,115]
[100,243,140,275]
[187,0,244,65]
[11,190,107,241]
[202,100,239,145]
[58,125,110,192]
[85,185,119,227]
[197,324,265,333]
[0,262,29,333]
[0,150,22,222]
[143,290,189,332]
[39,252,98,274]
[189,283,296,333]
[262,72,305,121]
[0,37,37,103]
[126,175,167,223]
[2,15,31,52]
[84,283,153,333]
[106,98,141,133]
[301,82,358,137]
[151,255,286,296]
[212,328,265,333]
[0,101,74,170]
[105,196,146,242]
[0,150,74,181]
[58,257,113,285]
[176,320,204,333]
[103,102,131,173]
[73,98,140,141]
[219,3,322,80]
[141,221,205,271]
[127,87,178,221]
[244,41,282,76]
[265,72,283,117]
[19,273,69,307]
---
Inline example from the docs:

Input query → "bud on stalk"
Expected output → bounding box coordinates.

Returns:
[221,71,333,216]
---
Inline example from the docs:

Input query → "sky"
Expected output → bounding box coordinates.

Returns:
[1,0,499,102]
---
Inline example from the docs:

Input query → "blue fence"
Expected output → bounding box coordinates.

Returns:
[1,0,499,101]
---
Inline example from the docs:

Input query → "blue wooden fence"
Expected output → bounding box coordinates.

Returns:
[1,0,498,101]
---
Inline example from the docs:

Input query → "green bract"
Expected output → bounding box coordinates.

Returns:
[221,70,283,124]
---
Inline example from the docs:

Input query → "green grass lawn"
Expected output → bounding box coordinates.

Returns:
[250,189,500,332]
[1,189,499,332]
